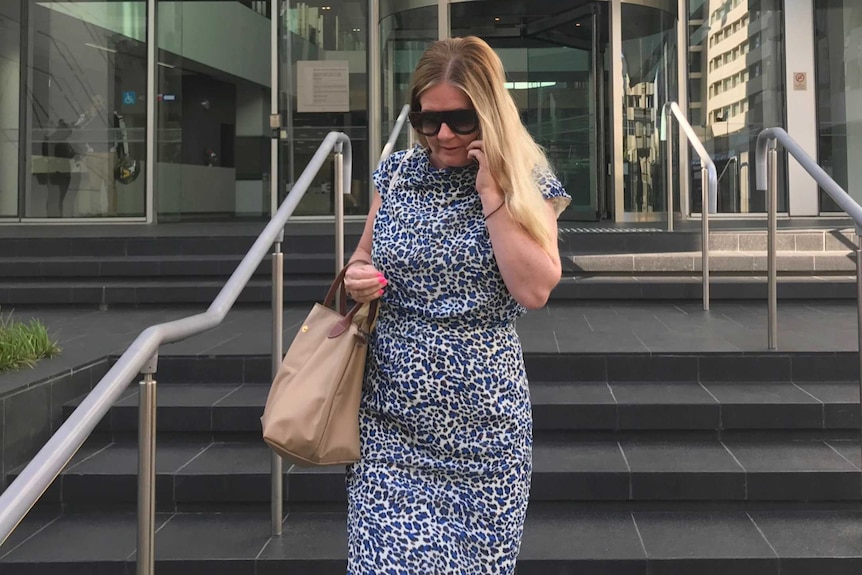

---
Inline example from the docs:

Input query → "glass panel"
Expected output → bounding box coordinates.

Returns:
[687,0,786,214]
[157,1,270,222]
[279,1,369,217]
[24,0,147,219]
[815,0,862,212]
[380,4,437,160]
[621,3,677,217]
[0,2,21,218]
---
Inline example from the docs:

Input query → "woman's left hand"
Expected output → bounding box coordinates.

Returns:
[466,140,502,201]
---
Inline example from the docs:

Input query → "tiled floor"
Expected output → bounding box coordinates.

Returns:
[1,299,858,395]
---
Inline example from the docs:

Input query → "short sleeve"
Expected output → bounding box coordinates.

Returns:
[372,148,410,197]
[534,167,572,218]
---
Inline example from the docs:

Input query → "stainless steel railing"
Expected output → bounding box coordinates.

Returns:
[663,102,718,311]
[379,104,411,164]
[0,131,354,575]
[755,127,862,350]
[756,128,862,493]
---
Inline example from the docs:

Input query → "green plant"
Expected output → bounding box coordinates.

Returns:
[0,310,62,373]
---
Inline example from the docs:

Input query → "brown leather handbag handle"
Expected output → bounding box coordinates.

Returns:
[324,260,379,338]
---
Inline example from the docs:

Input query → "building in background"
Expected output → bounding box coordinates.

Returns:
[0,0,858,225]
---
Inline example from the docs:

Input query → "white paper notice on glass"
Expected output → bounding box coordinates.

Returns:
[297,60,350,113]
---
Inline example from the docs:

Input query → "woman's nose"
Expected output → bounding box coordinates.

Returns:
[437,122,455,139]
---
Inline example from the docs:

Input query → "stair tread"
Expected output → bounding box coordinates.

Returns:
[3,507,862,567]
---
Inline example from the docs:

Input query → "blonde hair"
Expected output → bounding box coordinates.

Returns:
[409,36,560,254]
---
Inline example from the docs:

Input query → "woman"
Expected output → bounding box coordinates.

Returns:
[343,36,570,573]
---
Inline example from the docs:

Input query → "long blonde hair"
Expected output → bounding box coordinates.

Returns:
[409,36,558,254]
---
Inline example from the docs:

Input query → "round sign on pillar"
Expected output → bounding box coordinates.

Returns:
[793,72,807,91]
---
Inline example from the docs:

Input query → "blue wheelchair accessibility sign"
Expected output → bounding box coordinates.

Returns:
[122,91,137,105]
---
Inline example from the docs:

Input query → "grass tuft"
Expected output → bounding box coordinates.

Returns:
[0,309,62,374]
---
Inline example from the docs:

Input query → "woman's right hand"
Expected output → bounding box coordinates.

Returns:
[344,261,388,303]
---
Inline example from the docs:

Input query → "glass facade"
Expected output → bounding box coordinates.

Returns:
[815,0,862,212]
[687,0,786,214]
[622,2,677,217]
[22,1,148,219]
[157,1,271,221]
[0,1,847,223]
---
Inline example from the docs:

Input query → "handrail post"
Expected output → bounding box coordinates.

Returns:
[701,165,710,311]
[767,144,778,350]
[856,229,862,491]
[270,229,284,536]
[665,105,674,232]
[137,353,158,575]
[334,143,345,273]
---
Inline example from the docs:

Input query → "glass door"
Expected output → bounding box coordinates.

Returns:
[450,0,605,221]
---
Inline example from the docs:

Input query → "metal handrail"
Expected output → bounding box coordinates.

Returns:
[755,127,862,349]
[0,132,354,575]
[379,104,411,164]
[663,101,718,311]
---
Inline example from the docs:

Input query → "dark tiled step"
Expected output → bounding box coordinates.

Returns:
[0,254,335,280]
[0,279,328,305]
[68,381,861,436]
[14,438,861,509]
[553,275,857,300]
[3,507,862,574]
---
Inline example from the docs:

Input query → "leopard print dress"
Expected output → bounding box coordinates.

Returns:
[346,145,569,574]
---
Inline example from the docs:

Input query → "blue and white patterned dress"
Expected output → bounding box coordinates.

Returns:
[346,145,569,574]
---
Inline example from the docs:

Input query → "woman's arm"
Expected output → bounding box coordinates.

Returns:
[466,140,562,309]
[482,197,562,309]
[344,192,387,303]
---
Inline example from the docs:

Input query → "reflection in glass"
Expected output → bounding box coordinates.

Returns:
[815,0,862,212]
[621,3,677,217]
[687,0,786,214]
[157,1,271,222]
[25,1,147,218]
[381,4,437,162]
[0,2,21,217]
[281,1,370,216]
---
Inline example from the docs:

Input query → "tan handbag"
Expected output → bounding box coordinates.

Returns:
[261,261,378,466]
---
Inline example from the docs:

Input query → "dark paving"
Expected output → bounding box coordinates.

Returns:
[1,300,859,396]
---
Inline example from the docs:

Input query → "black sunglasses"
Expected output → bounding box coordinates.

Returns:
[408,109,480,137]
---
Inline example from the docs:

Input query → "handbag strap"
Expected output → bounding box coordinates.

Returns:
[324,260,379,339]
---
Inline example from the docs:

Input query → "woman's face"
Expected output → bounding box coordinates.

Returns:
[418,82,480,169]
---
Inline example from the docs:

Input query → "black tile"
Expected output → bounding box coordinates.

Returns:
[149,512,269,575]
[0,512,59,559]
[157,357,245,383]
[635,512,777,575]
[698,355,792,382]
[174,443,270,504]
[0,512,165,563]
[525,354,606,382]
[532,441,629,501]
[751,511,862,575]
[725,441,861,501]
[69,239,127,257]
[111,384,240,432]
[517,506,645,568]
[791,354,857,382]
[622,441,745,501]
[607,355,699,382]
[99,259,160,277]
[530,382,616,430]
[241,357,271,383]
[257,512,347,575]
[49,369,94,433]
[287,465,347,503]
[796,382,861,429]
[4,385,52,475]
[825,440,861,469]
[702,382,823,430]
[612,382,719,430]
